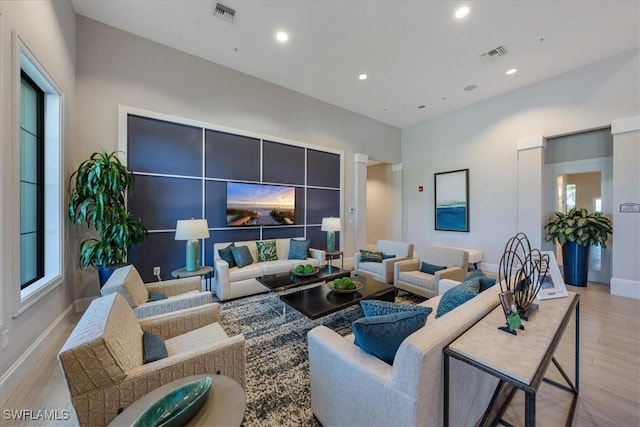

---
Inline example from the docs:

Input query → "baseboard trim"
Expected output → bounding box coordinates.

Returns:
[610,278,640,299]
[0,304,74,406]
[74,296,96,312]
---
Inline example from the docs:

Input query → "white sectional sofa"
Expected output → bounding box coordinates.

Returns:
[308,282,502,427]
[213,238,326,301]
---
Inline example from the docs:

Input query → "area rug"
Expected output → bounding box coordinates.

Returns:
[217,286,425,426]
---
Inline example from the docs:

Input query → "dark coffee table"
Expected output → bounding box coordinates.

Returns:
[256,266,350,292]
[280,275,395,319]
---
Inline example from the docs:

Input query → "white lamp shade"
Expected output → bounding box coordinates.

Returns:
[175,219,210,240]
[321,217,341,232]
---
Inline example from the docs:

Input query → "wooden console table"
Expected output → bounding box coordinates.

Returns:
[444,292,580,427]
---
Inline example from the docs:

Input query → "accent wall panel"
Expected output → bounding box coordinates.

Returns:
[263,141,305,185]
[128,115,202,176]
[204,180,227,229]
[128,232,185,283]
[307,149,340,188]
[205,130,260,181]
[306,188,340,224]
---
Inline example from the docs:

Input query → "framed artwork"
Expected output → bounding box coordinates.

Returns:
[434,169,469,232]
[534,251,568,300]
[499,290,524,334]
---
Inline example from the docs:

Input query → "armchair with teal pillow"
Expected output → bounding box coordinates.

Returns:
[354,240,414,284]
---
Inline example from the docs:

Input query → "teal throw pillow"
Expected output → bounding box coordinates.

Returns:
[218,243,236,268]
[353,311,428,364]
[288,239,311,260]
[256,240,278,262]
[465,269,497,292]
[360,250,383,263]
[230,245,254,268]
[435,277,480,318]
[147,291,167,302]
[360,300,432,318]
[382,253,396,260]
[419,262,447,275]
[142,331,168,364]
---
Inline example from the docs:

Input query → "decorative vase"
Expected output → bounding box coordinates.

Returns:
[98,265,118,288]
[562,241,590,287]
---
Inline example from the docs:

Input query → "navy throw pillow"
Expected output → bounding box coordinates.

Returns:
[142,331,168,364]
[230,245,254,268]
[288,239,311,260]
[353,311,428,364]
[419,262,447,275]
[147,291,167,302]
[218,243,236,268]
[360,300,432,318]
[435,277,480,318]
[382,253,396,260]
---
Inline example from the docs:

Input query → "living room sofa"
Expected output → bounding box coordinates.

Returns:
[213,238,326,301]
[308,282,501,427]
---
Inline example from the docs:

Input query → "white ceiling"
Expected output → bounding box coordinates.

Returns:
[70,0,640,129]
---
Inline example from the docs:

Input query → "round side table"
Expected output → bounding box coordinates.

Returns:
[171,265,214,292]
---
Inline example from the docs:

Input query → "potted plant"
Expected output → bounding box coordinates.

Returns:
[544,207,612,287]
[68,150,147,286]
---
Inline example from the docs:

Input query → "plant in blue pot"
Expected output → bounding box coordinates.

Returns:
[544,208,612,287]
[68,150,148,287]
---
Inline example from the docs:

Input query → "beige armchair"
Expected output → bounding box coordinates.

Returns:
[394,246,468,298]
[101,265,213,318]
[58,292,245,427]
[354,240,414,284]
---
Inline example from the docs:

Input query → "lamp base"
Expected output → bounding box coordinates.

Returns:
[186,239,201,272]
[326,231,335,253]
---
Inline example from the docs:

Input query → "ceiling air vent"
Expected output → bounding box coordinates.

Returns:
[213,2,236,22]
[480,45,508,63]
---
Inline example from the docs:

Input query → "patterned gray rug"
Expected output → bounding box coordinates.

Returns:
[217,286,424,426]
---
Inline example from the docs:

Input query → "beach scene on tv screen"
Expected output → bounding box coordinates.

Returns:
[226,182,295,226]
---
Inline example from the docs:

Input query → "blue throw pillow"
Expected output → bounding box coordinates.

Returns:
[435,277,480,318]
[218,243,236,268]
[230,245,254,268]
[465,269,497,292]
[142,331,168,364]
[288,239,311,260]
[382,253,396,260]
[360,300,432,318]
[419,262,447,275]
[353,311,428,364]
[147,291,167,302]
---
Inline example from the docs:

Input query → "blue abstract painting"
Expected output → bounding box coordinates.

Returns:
[435,169,469,232]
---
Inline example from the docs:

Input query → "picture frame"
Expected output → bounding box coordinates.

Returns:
[534,250,569,300]
[434,169,469,232]
[498,290,524,334]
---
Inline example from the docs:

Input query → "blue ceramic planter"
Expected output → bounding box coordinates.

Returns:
[562,241,590,287]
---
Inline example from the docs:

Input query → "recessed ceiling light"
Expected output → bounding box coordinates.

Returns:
[464,84,477,91]
[455,6,470,19]
[358,74,368,80]
[276,31,288,42]
[506,68,517,75]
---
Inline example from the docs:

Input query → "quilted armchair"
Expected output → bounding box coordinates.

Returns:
[58,292,245,427]
[101,265,213,318]
[354,240,414,284]
[394,246,468,298]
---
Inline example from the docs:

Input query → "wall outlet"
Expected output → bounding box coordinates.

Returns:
[2,330,9,350]
[153,266,161,276]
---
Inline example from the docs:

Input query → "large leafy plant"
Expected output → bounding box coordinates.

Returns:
[544,208,612,248]
[68,150,147,269]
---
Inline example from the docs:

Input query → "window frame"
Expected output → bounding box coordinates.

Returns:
[11,33,65,317]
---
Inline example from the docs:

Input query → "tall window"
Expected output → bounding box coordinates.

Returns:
[20,71,45,289]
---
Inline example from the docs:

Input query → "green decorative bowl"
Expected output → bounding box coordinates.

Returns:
[291,266,319,277]
[132,376,213,427]
[327,280,363,294]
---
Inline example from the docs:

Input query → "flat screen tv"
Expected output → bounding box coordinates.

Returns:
[226,182,296,226]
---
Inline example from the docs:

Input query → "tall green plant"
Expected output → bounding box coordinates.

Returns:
[544,208,612,248]
[68,150,147,269]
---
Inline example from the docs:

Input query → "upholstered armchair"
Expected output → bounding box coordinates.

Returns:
[394,246,468,298]
[58,293,245,427]
[354,240,414,284]
[101,265,213,318]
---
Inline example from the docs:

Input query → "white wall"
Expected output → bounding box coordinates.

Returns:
[366,163,393,244]
[0,0,77,404]
[75,16,401,298]
[402,49,640,274]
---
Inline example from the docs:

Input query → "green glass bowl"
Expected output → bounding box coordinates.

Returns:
[132,376,213,427]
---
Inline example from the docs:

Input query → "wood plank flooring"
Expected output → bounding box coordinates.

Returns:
[1,282,638,426]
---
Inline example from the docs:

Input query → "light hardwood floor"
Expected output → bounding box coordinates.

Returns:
[1,282,638,426]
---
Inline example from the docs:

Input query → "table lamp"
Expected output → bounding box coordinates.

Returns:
[175,219,210,272]
[321,217,341,252]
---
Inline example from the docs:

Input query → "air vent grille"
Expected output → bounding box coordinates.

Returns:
[480,45,508,63]
[213,2,236,22]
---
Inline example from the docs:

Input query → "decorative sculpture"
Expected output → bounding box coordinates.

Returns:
[498,233,550,319]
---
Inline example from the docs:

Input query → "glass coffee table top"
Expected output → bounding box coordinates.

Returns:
[256,265,351,292]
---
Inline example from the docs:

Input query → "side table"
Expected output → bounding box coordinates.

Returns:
[325,250,344,271]
[172,265,214,292]
[109,374,245,426]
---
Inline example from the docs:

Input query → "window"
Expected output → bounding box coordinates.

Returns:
[14,36,63,313]
[20,71,45,289]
